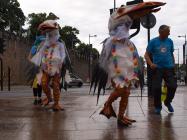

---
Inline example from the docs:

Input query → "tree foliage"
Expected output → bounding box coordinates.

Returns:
[26,12,100,57]
[27,12,59,39]
[59,26,80,49]
[92,48,99,59]
[0,0,101,62]
[75,42,99,59]
[76,42,90,56]
[0,0,26,35]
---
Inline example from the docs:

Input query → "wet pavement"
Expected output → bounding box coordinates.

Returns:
[0,85,187,140]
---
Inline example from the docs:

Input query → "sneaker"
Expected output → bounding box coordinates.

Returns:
[155,107,162,114]
[165,103,174,113]
[33,99,38,105]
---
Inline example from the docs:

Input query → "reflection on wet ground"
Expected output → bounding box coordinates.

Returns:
[0,86,187,140]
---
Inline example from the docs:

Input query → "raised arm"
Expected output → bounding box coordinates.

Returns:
[144,51,157,69]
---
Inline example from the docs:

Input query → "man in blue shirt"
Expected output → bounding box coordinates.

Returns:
[144,25,177,114]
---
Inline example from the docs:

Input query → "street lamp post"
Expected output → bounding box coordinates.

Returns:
[88,34,97,82]
[178,34,187,85]
[178,35,186,64]
[177,48,179,75]
[114,0,116,10]
[174,48,180,80]
[89,34,97,45]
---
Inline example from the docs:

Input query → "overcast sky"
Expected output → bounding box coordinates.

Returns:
[18,0,187,63]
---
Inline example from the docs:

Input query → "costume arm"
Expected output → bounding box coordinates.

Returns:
[90,39,110,101]
[99,39,112,69]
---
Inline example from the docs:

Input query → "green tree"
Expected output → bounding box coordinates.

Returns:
[27,13,47,39]
[76,43,90,56]
[27,12,59,39]
[0,0,26,35]
[60,26,80,49]
[47,12,59,20]
[92,48,99,60]
[75,43,99,60]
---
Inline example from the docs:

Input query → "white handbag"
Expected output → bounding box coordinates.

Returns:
[30,51,42,66]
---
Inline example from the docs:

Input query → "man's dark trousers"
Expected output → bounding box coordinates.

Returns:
[152,68,177,108]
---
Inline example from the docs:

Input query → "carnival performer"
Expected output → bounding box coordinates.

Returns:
[30,20,66,111]
[28,33,45,105]
[32,70,43,105]
[91,2,166,126]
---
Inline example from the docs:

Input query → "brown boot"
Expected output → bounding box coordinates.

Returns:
[41,72,52,106]
[52,103,64,111]
[100,91,119,119]
[117,116,136,126]
[124,116,136,123]
[117,88,133,126]
[117,117,132,127]
[52,74,64,111]
[42,97,52,106]
[100,103,117,119]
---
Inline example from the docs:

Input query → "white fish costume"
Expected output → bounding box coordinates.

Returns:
[31,20,66,111]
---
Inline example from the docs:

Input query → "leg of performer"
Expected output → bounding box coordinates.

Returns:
[117,87,135,126]
[52,73,64,111]
[100,79,120,119]
[100,90,120,119]
[37,84,42,105]
[33,88,38,105]
[41,72,52,106]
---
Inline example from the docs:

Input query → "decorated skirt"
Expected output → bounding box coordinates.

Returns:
[108,38,139,88]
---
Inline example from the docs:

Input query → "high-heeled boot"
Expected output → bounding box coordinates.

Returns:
[41,73,52,106]
[100,91,119,119]
[52,74,64,111]
[117,89,135,126]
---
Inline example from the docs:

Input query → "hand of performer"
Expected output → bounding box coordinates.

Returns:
[150,63,157,69]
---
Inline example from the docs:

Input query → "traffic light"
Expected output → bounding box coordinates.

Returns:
[0,38,6,54]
